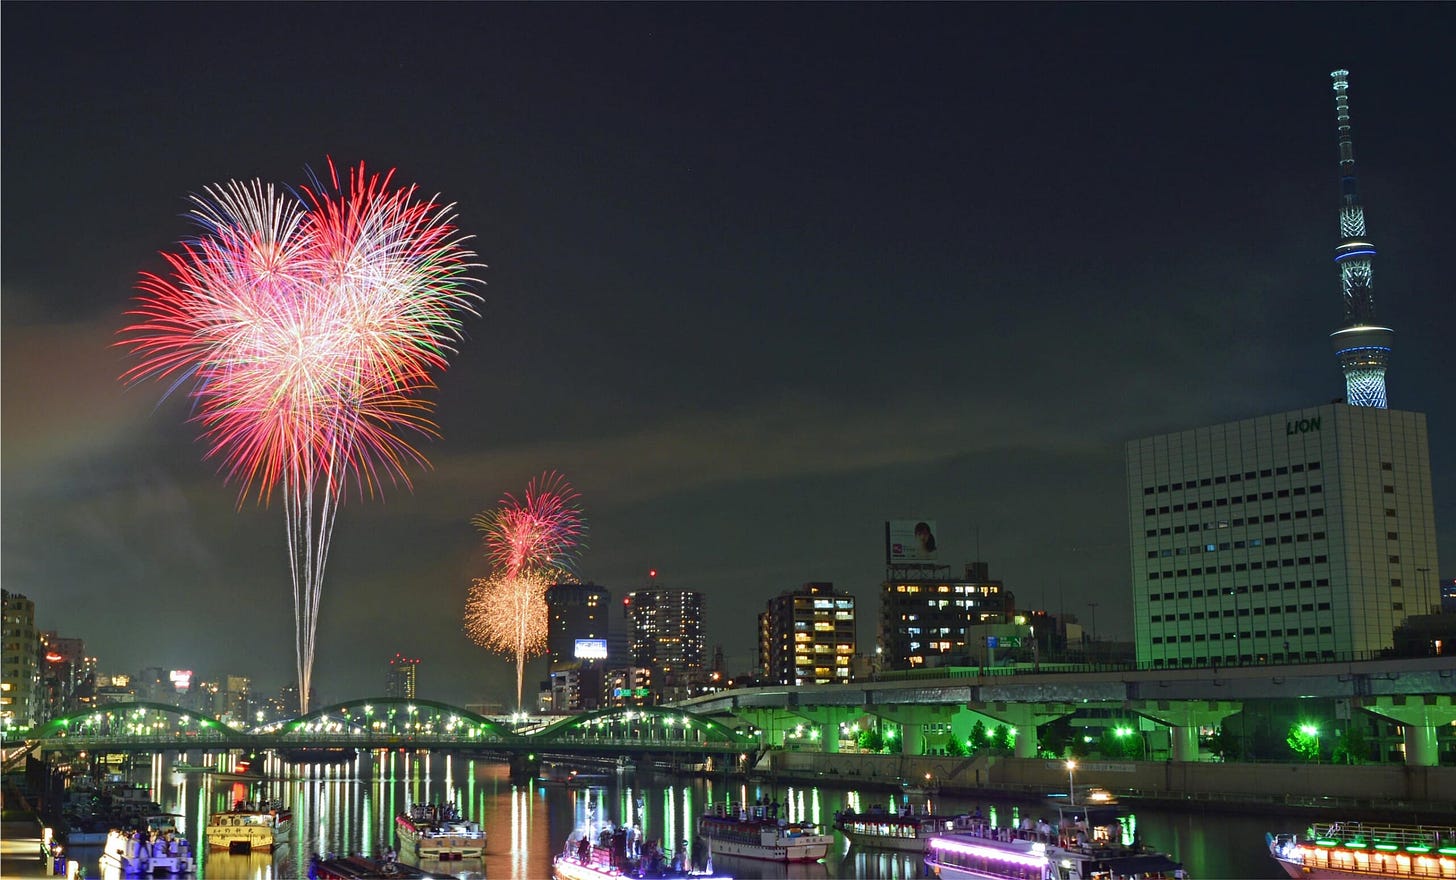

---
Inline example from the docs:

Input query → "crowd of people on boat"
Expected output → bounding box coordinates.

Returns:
[100,825,191,872]
[406,801,462,825]
[562,823,710,877]
[948,807,1120,851]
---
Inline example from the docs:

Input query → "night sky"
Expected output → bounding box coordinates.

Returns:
[4,4,1453,709]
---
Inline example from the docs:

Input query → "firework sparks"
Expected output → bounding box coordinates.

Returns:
[472,471,587,578]
[120,161,482,713]
[466,473,587,708]
[465,570,552,709]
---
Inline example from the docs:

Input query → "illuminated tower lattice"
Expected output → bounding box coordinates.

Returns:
[1328,69,1393,408]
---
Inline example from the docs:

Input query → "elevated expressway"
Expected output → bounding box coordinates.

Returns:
[675,656,1456,765]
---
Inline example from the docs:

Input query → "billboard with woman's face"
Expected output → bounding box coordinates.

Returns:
[885,519,938,564]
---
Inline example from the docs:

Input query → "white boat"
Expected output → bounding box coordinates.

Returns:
[206,799,292,852]
[1267,821,1456,879]
[924,804,1184,880]
[698,802,832,863]
[396,802,486,859]
[835,806,977,853]
[99,815,195,875]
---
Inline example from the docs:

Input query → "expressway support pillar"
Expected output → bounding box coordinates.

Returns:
[869,705,959,756]
[1129,700,1241,762]
[1359,695,1456,767]
[966,702,1078,758]
[786,706,858,754]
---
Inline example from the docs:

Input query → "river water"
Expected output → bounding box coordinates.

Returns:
[64,751,1288,879]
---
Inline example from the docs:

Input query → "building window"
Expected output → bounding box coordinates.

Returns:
[1387,531,1398,540]
[1381,462,1393,470]
[1389,555,1400,563]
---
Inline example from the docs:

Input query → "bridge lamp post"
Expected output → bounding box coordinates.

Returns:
[1065,759,1077,805]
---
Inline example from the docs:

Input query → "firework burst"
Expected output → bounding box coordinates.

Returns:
[464,570,552,709]
[466,472,587,708]
[120,160,482,712]
[472,471,587,578]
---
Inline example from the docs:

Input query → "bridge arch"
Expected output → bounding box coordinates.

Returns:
[265,698,518,745]
[29,701,246,749]
[533,706,752,749]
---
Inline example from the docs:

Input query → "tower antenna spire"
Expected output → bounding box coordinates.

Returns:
[1328,69,1394,408]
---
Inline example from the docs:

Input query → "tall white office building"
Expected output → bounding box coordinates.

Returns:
[1127,403,1438,667]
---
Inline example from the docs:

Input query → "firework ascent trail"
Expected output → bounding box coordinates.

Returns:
[121,161,482,713]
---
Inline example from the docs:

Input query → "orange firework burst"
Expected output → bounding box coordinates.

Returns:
[465,570,552,710]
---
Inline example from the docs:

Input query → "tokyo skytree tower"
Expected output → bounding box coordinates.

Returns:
[1328,69,1394,408]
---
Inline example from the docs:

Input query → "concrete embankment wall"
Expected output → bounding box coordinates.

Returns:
[761,750,1456,813]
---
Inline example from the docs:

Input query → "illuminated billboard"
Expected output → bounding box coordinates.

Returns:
[885,519,939,564]
[574,639,608,660]
[169,670,193,691]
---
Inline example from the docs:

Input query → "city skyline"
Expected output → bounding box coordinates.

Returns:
[4,5,1454,706]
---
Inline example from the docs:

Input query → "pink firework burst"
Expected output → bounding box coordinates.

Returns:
[120,161,483,712]
[472,471,588,578]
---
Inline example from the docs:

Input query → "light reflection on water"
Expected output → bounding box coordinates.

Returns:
[79,753,1286,879]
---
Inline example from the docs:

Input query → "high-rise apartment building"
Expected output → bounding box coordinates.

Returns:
[758,582,856,685]
[622,587,704,701]
[1,590,39,729]
[385,653,419,700]
[878,563,1013,669]
[545,583,612,667]
[39,632,91,718]
[221,675,251,723]
[543,582,612,711]
[1127,404,1438,666]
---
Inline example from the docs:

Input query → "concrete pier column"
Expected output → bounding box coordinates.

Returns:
[967,702,1076,759]
[1403,724,1437,767]
[1014,723,1038,759]
[787,706,858,754]
[864,705,954,756]
[1129,700,1241,763]
[1169,725,1200,763]
[820,721,840,754]
[901,721,924,757]
[1360,695,1455,768]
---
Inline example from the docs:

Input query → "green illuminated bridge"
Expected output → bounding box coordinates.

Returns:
[20,699,756,762]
